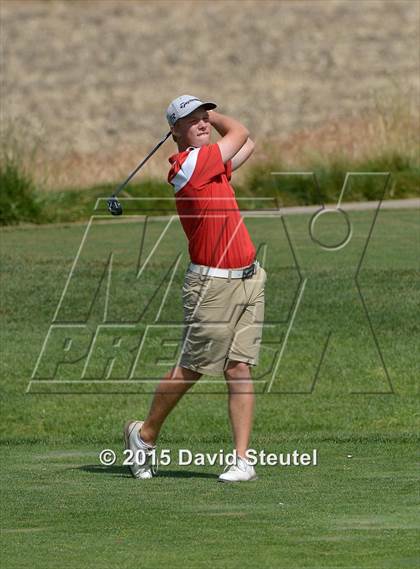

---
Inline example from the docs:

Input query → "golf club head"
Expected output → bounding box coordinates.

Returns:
[107,197,123,216]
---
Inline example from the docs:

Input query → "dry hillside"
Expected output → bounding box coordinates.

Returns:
[1,0,419,188]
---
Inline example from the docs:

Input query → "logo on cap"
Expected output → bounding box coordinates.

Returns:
[179,98,200,109]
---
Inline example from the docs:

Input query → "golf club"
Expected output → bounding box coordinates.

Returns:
[107,131,172,216]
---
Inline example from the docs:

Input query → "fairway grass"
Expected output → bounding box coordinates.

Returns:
[1,440,419,569]
[1,206,419,567]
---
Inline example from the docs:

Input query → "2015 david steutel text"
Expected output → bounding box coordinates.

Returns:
[99,448,318,467]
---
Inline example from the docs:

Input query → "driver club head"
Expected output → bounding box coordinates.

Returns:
[106,131,171,218]
[107,197,123,216]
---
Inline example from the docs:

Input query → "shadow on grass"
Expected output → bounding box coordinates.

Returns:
[157,470,217,479]
[78,464,217,479]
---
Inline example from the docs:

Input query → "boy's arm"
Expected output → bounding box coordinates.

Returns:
[230,137,255,171]
[209,110,249,163]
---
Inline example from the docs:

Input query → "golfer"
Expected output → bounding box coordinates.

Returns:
[124,95,266,482]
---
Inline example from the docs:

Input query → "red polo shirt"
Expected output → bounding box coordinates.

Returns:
[167,143,256,269]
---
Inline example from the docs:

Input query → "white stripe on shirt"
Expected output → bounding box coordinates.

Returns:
[171,147,200,193]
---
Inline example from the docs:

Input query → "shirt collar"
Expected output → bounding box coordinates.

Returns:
[168,146,197,164]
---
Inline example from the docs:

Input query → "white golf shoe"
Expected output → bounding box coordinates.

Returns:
[218,455,257,483]
[123,420,157,479]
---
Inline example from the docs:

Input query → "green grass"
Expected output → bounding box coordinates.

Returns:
[1,440,419,569]
[0,154,44,225]
[241,151,420,206]
[0,208,419,568]
[1,151,419,225]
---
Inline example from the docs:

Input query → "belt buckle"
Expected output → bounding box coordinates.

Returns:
[242,262,255,280]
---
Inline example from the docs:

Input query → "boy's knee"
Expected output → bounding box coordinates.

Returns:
[224,361,251,381]
[176,366,202,382]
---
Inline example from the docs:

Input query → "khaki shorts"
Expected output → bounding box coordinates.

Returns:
[178,264,266,376]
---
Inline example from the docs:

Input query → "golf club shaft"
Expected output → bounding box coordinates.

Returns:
[112,131,172,197]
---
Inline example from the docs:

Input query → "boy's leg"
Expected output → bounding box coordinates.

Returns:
[139,365,202,445]
[224,360,254,458]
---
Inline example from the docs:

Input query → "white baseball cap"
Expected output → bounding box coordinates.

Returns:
[166,95,217,127]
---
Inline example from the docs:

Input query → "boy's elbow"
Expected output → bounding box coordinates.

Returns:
[241,126,250,142]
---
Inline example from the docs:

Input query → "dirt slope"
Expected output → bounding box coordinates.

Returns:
[1,0,419,188]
